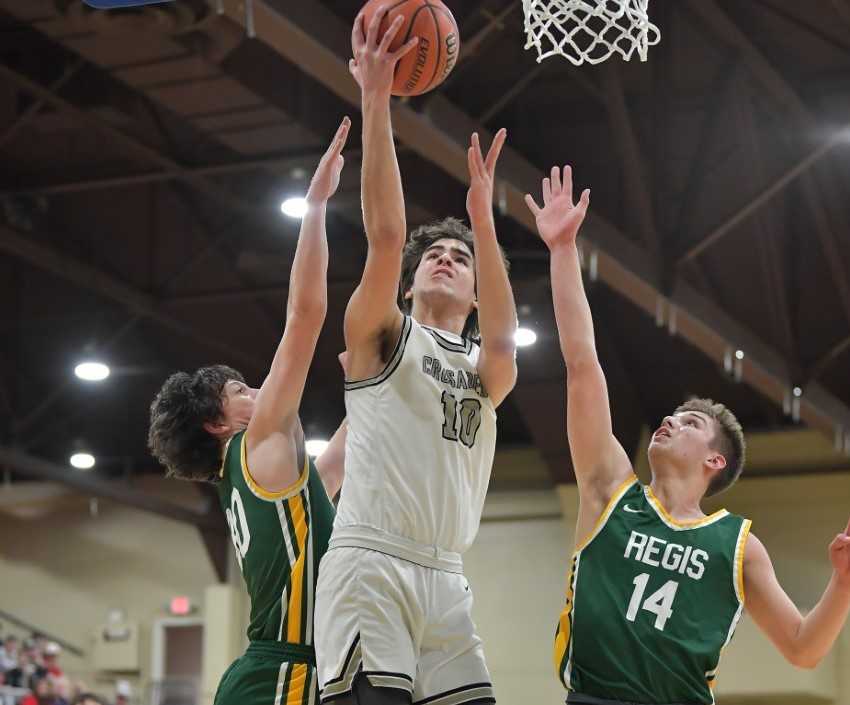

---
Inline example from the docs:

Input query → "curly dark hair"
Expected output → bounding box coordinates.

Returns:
[399,217,509,340]
[675,397,746,497]
[148,365,244,483]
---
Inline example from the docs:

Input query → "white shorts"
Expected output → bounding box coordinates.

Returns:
[315,546,494,704]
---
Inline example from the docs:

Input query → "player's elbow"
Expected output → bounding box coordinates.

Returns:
[785,646,821,670]
[287,298,327,327]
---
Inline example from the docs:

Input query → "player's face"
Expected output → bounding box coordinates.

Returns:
[219,379,258,432]
[648,410,725,475]
[411,238,476,309]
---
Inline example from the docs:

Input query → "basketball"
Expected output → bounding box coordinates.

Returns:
[356,0,460,97]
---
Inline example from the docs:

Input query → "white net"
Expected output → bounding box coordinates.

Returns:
[523,0,661,66]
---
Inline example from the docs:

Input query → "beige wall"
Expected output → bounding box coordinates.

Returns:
[2,462,848,705]
[0,484,216,700]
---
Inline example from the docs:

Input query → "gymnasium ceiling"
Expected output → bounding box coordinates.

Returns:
[1,0,850,504]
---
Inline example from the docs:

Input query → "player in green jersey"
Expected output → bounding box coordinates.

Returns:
[524,163,850,705]
[147,117,352,705]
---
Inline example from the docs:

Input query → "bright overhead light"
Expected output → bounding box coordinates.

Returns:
[281,197,309,219]
[70,452,96,470]
[792,386,803,398]
[734,349,744,360]
[75,361,110,381]
[305,439,329,458]
[515,328,537,347]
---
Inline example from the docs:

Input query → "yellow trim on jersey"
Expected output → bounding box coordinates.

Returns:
[645,485,729,528]
[241,435,309,500]
[286,493,309,642]
[574,474,638,552]
[553,556,577,680]
[735,519,752,604]
[286,663,309,704]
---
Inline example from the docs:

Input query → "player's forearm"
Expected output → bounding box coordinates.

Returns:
[549,242,598,368]
[471,214,516,352]
[793,574,850,668]
[361,95,406,249]
[286,201,329,323]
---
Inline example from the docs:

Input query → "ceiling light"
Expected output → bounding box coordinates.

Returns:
[75,361,110,381]
[70,452,96,470]
[515,328,537,347]
[305,439,329,457]
[281,197,308,219]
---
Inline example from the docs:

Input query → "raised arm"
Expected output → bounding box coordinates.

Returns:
[314,419,348,500]
[525,167,632,506]
[244,118,349,492]
[745,523,850,669]
[466,130,517,407]
[344,8,419,376]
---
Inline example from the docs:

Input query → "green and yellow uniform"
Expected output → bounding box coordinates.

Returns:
[554,475,751,705]
[214,431,335,705]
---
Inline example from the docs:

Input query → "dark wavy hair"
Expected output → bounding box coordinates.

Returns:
[676,397,746,497]
[148,365,244,483]
[399,217,509,340]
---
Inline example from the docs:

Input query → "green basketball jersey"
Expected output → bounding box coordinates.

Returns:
[554,475,751,704]
[217,431,335,645]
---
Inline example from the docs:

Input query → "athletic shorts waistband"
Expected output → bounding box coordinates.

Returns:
[246,640,315,665]
[328,526,464,573]
[567,693,697,705]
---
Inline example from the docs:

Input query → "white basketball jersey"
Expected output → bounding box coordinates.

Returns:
[333,316,497,558]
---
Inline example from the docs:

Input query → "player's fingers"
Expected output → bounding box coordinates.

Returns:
[542,177,552,205]
[550,165,561,197]
[563,165,574,205]
[467,146,478,180]
[378,14,405,54]
[578,188,590,211]
[471,133,487,174]
[352,13,366,52]
[391,36,420,61]
[484,128,506,175]
[844,516,850,536]
[524,193,541,216]
[329,116,351,156]
[365,5,386,48]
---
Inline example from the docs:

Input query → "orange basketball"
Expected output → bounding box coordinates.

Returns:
[357,0,460,97]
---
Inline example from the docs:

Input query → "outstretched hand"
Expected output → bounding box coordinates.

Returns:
[829,516,850,587]
[350,6,420,97]
[524,165,590,250]
[306,116,351,205]
[466,128,507,224]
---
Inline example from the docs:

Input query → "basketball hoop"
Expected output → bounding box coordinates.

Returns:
[522,0,660,66]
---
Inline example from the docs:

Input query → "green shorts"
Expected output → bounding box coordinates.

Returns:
[214,641,318,705]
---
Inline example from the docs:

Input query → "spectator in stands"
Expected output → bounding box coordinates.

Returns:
[70,695,105,705]
[114,680,132,705]
[0,636,17,672]
[42,644,63,679]
[17,640,46,690]
[20,676,56,705]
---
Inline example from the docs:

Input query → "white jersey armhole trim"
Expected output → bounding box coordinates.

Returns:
[344,316,413,391]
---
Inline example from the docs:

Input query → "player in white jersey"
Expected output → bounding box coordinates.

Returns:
[314,7,517,705]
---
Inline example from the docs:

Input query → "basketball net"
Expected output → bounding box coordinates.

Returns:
[522,0,660,65]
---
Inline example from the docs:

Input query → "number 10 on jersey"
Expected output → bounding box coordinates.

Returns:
[441,390,482,448]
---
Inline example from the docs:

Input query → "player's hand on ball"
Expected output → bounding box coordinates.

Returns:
[466,129,506,224]
[350,6,419,97]
[829,517,850,588]
[525,165,590,250]
[306,116,350,204]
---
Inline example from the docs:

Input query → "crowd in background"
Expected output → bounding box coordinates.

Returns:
[0,633,130,705]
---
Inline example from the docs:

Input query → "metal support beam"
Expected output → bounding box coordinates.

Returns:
[0,64,260,216]
[600,63,660,258]
[217,0,850,439]
[676,126,849,264]
[0,148,347,198]
[0,59,84,150]
[0,446,223,531]
[0,224,265,370]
